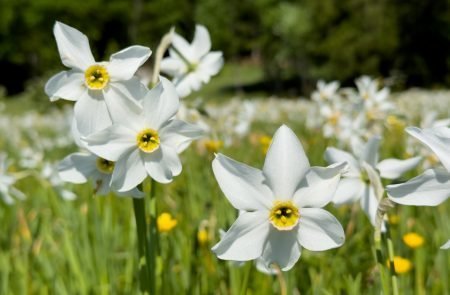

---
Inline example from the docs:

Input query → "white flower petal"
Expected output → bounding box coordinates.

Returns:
[83,125,136,161]
[362,162,384,202]
[407,126,450,172]
[360,136,381,167]
[212,154,274,211]
[212,211,270,261]
[360,185,380,228]
[440,239,450,250]
[107,45,152,81]
[160,119,204,153]
[191,25,211,59]
[324,147,360,177]
[112,149,147,192]
[160,57,185,77]
[53,21,95,71]
[171,34,194,61]
[58,152,97,183]
[198,51,223,78]
[174,73,201,98]
[45,71,85,102]
[74,91,112,136]
[142,145,181,184]
[143,78,179,129]
[104,85,143,130]
[332,177,365,205]
[111,77,148,103]
[387,168,450,206]
[259,228,301,271]
[297,208,345,251]
[377,156,422,179]
[293,162,346,208]
[263,125,310,200]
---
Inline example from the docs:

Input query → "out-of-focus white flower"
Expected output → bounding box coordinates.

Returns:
[45,21,151,135]
[41,163,77,201]
[311,80,340,103]
[161,25,223,98]
[212,125,346,271]
[58,151,143,198]
[83,78,204,191]
[326,137,421,229]
[0,153,26,204]
[441,239,450,250]
[387,126,450,250]
[387,127,450,206]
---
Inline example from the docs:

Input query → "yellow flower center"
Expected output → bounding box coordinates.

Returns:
[85,65,109,90]
[136,128,160,153]
[269,201,300,231]
[95,157,114,174]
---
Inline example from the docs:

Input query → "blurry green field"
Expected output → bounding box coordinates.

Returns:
[0,89,449,294]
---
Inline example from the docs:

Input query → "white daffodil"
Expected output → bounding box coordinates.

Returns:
[212,125,346,272]
[311,80,340,103]
[0,153,26,204]
[325,137,421,229]
[160,24,223,98]
[45,21,151,135]
[82,77,204,191]
[387,127,450,206]
[41,163,77,201]
[58,151,143,198]
[387,126,450,250]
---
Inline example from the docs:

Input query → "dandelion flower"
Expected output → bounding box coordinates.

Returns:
[388,256,412,274]
[157,212,177,233]
[403,232,424,249]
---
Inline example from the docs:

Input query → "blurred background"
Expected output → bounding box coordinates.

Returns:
[1,0,449,97]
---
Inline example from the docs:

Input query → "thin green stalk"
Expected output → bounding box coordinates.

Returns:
[385,223,399,295]
[239,263,251,295]
[148,179,159,293]
[414,247,425,295]
[374,230,390,293]
[133,197,152,294]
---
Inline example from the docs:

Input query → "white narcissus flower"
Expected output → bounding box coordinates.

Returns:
[161,25,223,98]
[82,77,204,191]
[387,127,450,206]
[325,137,421,229]
[0,153,26,204]
[212,125,346,272]
[45,21,151,136]
[311,80,340,103]
[58,152,143,198]
[387,126,450,250]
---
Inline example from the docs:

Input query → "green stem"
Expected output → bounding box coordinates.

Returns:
[148,179,159,293]
[133,197,151,294]
[385,223,399,295]
[374,230,390,293]
[239,263,251,295]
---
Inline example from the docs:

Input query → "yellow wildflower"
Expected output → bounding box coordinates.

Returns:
[388,256,412,274]
[389,214,400,225]
[157,212,177,233]
[403,232,424,249]
[259,135,272,154]
[204,139,223,153]
[197,229,209,246]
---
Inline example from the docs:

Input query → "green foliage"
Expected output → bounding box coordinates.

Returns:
[0,0,449,95]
